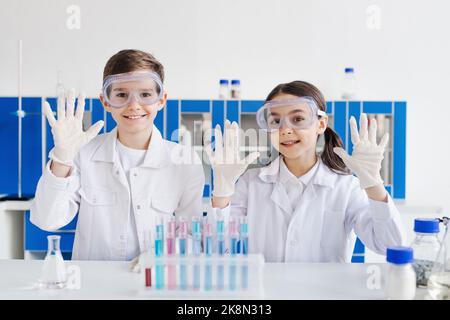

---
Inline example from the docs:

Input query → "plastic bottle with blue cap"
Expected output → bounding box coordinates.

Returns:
[411,218,441,287]
[219,79,229,99]
[385,246,416,300]
[231,79,241,99]
[341,67,356,100]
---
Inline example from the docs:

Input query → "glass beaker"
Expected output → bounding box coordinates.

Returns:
[38,235,67,289]
[427,217,450,300]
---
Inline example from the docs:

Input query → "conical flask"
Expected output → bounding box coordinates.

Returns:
[38,235,67,289]
[428,217,450,300]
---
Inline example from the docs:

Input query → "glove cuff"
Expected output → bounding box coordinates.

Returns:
[49,147,74,167]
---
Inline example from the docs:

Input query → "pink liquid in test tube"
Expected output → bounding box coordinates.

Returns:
[167,216,177,290]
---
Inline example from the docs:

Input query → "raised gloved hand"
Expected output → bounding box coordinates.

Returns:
[44,89,104,166]
[333,113,389,189]
[205,120,260,197]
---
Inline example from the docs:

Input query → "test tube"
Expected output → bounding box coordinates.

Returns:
[179,217,188,290]
[167,216,176,290]
[192,216,202,256]
[144,230,152,288]
[216,215,225,256]
[240,216,249,255]
[204,219,213,256]
[155,217,164,289]
[229,216,239,256]
[155,217,164,257]
[167,216,176,255]
[179,217,188,256]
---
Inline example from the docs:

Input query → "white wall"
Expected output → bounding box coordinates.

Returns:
[1,0,449,213]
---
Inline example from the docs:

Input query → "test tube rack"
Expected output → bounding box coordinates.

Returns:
[138,252,265,297]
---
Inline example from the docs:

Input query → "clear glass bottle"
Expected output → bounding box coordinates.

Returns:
[341,67,356,100]
[428,217,450,300]
[411,218,441,287]
[385,247,416,300]
[230,79,241,99]
[219,79,229,99]
[39,235,67,289]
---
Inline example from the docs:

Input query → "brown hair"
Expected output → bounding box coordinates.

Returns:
[265,80,350,174]
[103,49,165,82]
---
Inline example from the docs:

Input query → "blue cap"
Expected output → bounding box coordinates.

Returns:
[220,79,229,85]
[414,218,440,233]
[231,79,240,85]
[386,246,414,264]
[345,68,354,73]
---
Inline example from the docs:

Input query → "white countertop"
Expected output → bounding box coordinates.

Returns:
[0,260,428,300]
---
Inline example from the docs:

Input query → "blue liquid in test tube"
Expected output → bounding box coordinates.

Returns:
[154,218,164,289]
[229,217,239,256]
[179,217,188,256]
[192,216,201,256]
[216,217,225,256]
[240,216,249,255]
[204,219,213,256]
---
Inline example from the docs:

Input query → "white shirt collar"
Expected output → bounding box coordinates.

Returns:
[279,156,320,187]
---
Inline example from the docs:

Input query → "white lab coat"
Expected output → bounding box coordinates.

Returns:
[214,156,406,263]
[30,127,205,261]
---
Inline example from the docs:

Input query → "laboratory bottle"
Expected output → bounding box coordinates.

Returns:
[39,235,67,289]
[219,79,229,99]
[230,79,241,99]
[428,217,450,300]
[341,67,356,100]
[410,218,441,287]
[385,246,416,300]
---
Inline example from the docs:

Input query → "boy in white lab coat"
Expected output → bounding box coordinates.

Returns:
[31,50,205,261]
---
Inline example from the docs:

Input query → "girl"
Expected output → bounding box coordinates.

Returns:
[207,80,405,262]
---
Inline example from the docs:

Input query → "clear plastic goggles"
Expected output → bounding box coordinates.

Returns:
[102,71,164,109]
[256,97,327,132]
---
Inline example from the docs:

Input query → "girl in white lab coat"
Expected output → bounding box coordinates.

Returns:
[31,50,204,261]
[207,80,405,262]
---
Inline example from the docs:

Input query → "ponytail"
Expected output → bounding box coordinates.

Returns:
[321,127,350,174]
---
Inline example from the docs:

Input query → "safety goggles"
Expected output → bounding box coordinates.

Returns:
[256,97,327,132]
[102,71,164,109]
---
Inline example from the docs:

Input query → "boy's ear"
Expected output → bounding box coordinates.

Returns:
[157,91,168,112]
[99,94,111,112]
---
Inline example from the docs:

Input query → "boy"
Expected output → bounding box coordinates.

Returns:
[31,49,205,261]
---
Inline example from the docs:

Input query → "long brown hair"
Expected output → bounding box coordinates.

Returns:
[265,80,349,174]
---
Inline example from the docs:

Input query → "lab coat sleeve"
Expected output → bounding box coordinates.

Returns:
[344,179,406,255]
[30,155,81,231]
[174,152,205,220]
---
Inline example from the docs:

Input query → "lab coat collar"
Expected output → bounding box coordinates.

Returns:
[258,155,338,188]
[91,126,170,168]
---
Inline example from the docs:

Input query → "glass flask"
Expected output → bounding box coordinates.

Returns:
[38,235,67,289]
[428,217,450,300]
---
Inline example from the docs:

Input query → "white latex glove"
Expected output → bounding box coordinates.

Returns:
[333,113,389,189]
[205,120,260,197]
[44,89,104,166]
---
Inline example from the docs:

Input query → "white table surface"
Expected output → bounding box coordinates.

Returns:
[0,260,428,300]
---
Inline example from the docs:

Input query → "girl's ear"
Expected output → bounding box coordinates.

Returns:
[317,115,328,135]
[157,91,168,111]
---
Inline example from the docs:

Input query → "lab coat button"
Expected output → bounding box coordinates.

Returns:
[133,172,137,177]
[137,205,141,210]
